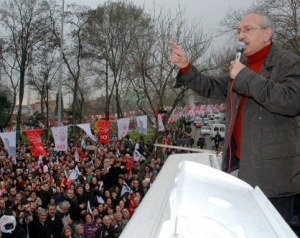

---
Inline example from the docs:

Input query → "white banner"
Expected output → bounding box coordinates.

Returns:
[77,123,96,141]
[117,118,130,139]
[51,126,68,151]
[0,132,16,156]
[158,114,165,132]
[136,115,147,135]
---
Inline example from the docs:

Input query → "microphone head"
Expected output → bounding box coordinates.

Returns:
[236,41,246,53]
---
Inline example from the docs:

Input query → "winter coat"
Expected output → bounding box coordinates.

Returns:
[175,44,300,197]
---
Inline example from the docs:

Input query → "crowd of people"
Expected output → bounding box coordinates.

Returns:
[0,119,198,238]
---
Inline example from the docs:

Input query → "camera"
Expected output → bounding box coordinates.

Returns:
[4,223,14,230]
[23,211,32,218]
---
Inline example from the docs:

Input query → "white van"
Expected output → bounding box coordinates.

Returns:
[210,124,225,139]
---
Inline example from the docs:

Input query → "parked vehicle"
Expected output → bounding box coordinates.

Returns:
[210,124,225,139]
[200,125,211,135]
[194,117,204,128]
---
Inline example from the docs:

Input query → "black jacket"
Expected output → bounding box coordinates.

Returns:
[28,219,52,238]
[46,215,64,238]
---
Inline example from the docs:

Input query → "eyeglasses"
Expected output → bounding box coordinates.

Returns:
[237,27,266,34]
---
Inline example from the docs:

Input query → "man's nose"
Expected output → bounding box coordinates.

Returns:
[238,32,246,41]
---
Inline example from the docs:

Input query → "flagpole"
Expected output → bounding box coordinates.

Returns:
[58,0,65,126]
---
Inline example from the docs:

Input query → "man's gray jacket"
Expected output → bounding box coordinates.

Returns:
[175,44,300,197]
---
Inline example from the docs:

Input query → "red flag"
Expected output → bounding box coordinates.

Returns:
[129,193,137,217]
[97,121,111,144]
[25,129,47,157]
[123,155,134,176]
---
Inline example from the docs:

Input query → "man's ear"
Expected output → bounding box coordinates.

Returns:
[265,27,273,42]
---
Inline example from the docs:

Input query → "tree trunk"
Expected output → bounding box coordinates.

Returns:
[105,61,110,120]
[115,86,122,118]
[16,67,26,141]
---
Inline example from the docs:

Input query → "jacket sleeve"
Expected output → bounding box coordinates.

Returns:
[174,65,229,101]
[234,59,300,116]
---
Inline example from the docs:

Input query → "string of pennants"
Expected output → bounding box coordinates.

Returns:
[0,103,225,158]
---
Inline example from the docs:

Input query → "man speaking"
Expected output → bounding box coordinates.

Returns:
[169,11,300,230]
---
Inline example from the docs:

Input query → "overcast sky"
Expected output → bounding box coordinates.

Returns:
[64,0,257,49]
[65,0,257,29]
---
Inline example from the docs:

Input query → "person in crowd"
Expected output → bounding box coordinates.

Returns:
[28,207,51,238]
[46,203,64,238]
[37,183,53,208]
[83,212,97,238]
[56,201,73,228]
[112,212,127,237]
[169,10,300,229]
[196,137,205,149]
[212,131,222,151]
[63,188,81,222]
[0,198,6,218]
[94,215,116,238]
[62,226,75,238]
[7,187,17,209]
[27,191,42,207]
[75,184,88,218]
[75,223,85,238]
[0,209,26,238]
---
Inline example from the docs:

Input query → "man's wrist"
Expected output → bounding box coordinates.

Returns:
[180,62,192,74]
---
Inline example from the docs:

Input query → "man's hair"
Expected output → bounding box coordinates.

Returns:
[59,200,70,209]
[248,11,275,30]
[47,202,57,209]
[37,207,48,215]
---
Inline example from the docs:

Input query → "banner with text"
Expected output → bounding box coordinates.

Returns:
[51,126,68,151]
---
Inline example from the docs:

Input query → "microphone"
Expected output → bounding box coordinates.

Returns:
[235,41,246,61]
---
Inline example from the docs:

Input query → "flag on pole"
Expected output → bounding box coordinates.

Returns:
[86,200,93,214]
[0,132,16,157]
[67,166,80,182]
[97,121,111,144]
[133,144,144,162]
[76,123,97,142]
[158,114,165,132]
[25,129,47,157]
[136,115,147,135]
[96,195,105,204]
[121,181,133,197]
[117,118,130,139]
[81,138,86,149]
[75,145,80,162]
[51,126,68,151]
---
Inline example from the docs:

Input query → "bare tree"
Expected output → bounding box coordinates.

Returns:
[83,1,152,119]
[29,36,60,131]
[0,39,18,129]
[48,2,91,124]
[127,7,212,139]
[0,0,53,138]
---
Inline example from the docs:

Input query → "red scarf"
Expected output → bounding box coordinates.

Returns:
[233,44,272,159]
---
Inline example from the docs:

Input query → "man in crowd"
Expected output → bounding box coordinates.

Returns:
[47,203,63,238]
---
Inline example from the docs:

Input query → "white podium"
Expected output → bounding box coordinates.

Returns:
[120,153,296,238]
